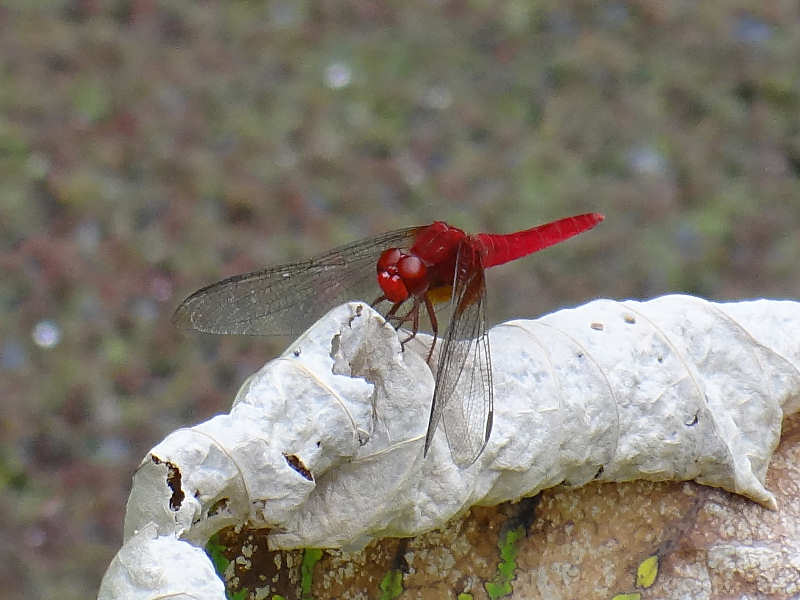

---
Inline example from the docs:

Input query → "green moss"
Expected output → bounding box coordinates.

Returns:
[205,533,230,578]
[205,535,249,600]
[301,548,323,599]
[484,525,524,599]
[378,569,404,599]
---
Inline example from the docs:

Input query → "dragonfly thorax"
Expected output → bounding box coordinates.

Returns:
[376,248,429,303]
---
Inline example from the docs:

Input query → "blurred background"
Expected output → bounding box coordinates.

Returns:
[2,1,799,598]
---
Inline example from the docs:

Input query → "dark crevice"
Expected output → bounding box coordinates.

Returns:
[151,455,186,511]
[283,453,313,481]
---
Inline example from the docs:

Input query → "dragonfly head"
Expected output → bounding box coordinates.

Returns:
[377,248,429,303]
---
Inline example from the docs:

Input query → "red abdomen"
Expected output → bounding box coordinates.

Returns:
[476,213,604,268]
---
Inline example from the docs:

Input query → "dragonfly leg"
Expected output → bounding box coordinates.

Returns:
[423,294,438,364]
[394,304,417,327]
[371,294,387,308]
[384,300,420,329]
[398,300,421,346]
[383,301,404,324]
[376,298,426,356]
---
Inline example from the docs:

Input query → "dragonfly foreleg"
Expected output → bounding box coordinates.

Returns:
[383,300,406,325]
[371,294,387,308]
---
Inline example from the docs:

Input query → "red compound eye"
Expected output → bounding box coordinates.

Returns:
[377,248,410,301]
[397,255,427,295]
[377,271,409,302]
[377,248,403,273]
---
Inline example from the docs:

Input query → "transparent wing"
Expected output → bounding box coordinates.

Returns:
[423,240,493,467]
[172,227,424,335]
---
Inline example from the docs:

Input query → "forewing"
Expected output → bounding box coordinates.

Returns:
[423,241,493,467]
[172,227,423,335]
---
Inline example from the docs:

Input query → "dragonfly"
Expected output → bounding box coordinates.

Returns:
[172,212,604,466]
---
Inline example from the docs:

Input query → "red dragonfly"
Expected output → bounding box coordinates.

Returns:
[172,213,604,466]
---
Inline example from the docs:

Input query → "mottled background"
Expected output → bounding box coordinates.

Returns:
[2,1,799,598]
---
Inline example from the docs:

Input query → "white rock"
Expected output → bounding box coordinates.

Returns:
[97,522,225,599]
[99,296,800,598]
